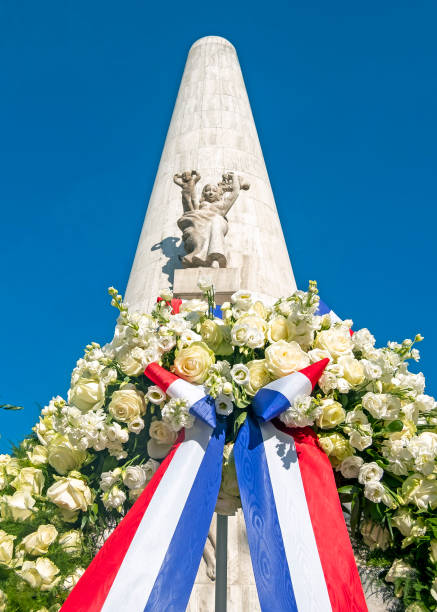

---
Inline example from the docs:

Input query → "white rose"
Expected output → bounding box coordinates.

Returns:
[348,428,373,451]
[246,360,271,396]
[142,459,159,482]
[123,466,147,490]
[21,524,58,556]
[100,468,121,491]
[391,508,416,537]
[102,485,126,510]
[11,467,44,495]
[146,385,166,405]
[337,355,365,386]
[230,363,249,386]
[337,455,364,479]
[265,340,310,378]
[364,481,386,503]
[47,476,92,512]
[358,462,384,484]
[1,490,36,521]
[402,473,437,510]
[116,346,148,376]
[61,567,85,592]
[47,435,86,475]
[68,377,105,412]
[308,348,331,363]
[149,420,178,445]
[147,439,172,460]
[109,385,146,423]
[0,530,15,566]
[360,519,391,551]
[316,399,345,429]
[385,559,415,583]
[231,290,253,311]
[17,557,60,591]
[267,316,289,343]
[315,327,352,360]
[26,445,48,466]
[127,417,145,434]
[58,530,83,554]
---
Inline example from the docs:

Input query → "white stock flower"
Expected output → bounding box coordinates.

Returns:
[280,394,322,428]
[362,392,401,420]
[407,432,437,475]
[337,455,364,479]
[358,462,384,485]
[415,394,436,413]
[100,468,122,492]
[162,398,195,431]
[102,485,126,510]
[351,328,376,355]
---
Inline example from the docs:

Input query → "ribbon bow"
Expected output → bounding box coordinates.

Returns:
[62,359,367,612]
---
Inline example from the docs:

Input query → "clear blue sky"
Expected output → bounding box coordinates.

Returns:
[1,1,436,452]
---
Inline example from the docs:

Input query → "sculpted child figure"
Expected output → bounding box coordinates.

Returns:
[173,170,201,213]
[175,170,250,268]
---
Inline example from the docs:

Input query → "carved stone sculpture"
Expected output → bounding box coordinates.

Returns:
[174,171,250,268]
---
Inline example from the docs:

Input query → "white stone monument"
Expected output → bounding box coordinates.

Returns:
[125,35,388,612]
[125,35,296,313]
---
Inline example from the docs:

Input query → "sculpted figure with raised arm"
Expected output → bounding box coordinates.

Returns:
[174,170,250,268]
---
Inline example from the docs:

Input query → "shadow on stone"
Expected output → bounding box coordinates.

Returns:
[151,236,184,286]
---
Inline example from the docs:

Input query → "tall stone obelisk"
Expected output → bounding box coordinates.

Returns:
[125,36,296,313]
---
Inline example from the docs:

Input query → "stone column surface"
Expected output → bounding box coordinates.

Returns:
[125,35,296,313]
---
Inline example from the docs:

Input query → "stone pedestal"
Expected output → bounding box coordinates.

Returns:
[174,268,239,304]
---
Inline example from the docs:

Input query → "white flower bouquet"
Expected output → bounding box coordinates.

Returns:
[0,281,436,611]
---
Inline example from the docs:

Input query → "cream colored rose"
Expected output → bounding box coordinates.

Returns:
[337,355,365,386]
[1,490,36,522]
[267,316,289,343]
[318,433,353,467]
[47,476,92,513]
[316,399,346,429]
[47,435,86,475]
[246,360,271,396]
[17,557,60,591]
[116,346,148,377]
[109,385,146,423]
[27,445,48,466]
[315,327,352,360]
[21,525,58,556]
[0,589,6,612]
[0,530,15,566]
[201,319,224,352]
[173,342,214,384]
[58,530,82,554]
[61,567,85,592]
[11,467,44,495]
[68,377,105,412]
[147,420,177,459]
[265,340,310,378]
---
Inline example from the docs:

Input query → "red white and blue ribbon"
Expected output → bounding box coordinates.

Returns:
[62,359,366,612]
[316,298,342,324]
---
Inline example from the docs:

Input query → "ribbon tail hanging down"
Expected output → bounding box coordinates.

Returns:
[61,418,225,612]
[234,415,368,612]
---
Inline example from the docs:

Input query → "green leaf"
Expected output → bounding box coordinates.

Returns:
[384,420,404,433]
[233,411,247,436]
[350,495,362,536]
[0,403,23,411]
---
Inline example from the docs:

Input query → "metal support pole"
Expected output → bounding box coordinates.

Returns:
[215,514,228,612]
